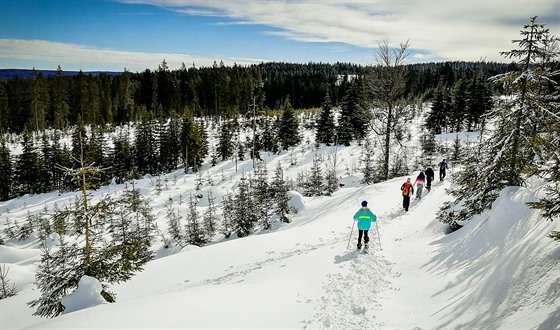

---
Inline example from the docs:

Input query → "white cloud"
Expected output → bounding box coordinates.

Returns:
[116,0,560,62]
[0,39,265,72]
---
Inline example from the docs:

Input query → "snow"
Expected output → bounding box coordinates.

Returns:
[1,113,559,329]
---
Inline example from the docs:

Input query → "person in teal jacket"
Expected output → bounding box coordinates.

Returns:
[353,201,377,250]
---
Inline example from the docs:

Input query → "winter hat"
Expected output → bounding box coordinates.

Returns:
[361,200,368,207]
[407,178,411,182]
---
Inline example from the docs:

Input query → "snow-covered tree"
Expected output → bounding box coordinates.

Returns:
[439,16,559,225]
[271,162,291,223]
[315,92,336,146]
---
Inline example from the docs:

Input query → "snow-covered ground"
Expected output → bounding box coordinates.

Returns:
[1,115,559,329]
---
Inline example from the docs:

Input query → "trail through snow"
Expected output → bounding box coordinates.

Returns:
[306,179,454,329]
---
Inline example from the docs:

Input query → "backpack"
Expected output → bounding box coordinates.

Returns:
[439,162,446,171]
[402,183,411,196]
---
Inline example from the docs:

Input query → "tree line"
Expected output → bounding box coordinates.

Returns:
[0,60,514,135]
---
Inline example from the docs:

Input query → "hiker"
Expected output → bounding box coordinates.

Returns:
[425,166,435,191]
[438,159,449,181]
[353,201,377,251]
[414,171,426,199]
[401,178,414,212]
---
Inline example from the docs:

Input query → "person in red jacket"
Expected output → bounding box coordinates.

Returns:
[401,178,414,212]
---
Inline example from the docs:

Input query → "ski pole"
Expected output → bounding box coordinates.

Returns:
[347,219,356,249]
[375,220,382,250]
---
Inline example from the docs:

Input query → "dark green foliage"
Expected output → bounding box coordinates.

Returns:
[305,155,324,197]
[278,98,300,151]
[14,130,41,195]
[234,175,257,237]
[185,194,207,246]
[0,137,12,200]
[217,119,235,161]
[28,189,155,318]
[271,162,291,223]
[315,92,336,145]
[439,16,559,225]
[337,78,369,145]
[252,163,273,230]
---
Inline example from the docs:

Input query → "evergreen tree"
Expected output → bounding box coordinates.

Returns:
[426,83,449,134]
[306,155,324,196]
[234,175,257,237]
[111,131,135,184]
[271,162,291,223]
[217,119,235,162]
[0,137,13,200]
[324,150,340,196]
[14,130,41,195]
[185,194,207,246]
[440,16,559,224]
[315,92,336,145]
[252,163,273,229]
[221,192,235,238]
[202,190,218,239]
[337,79,368,145]
[361,139,377,184]
[278,98,300,151]
[465,72,493,131]
[165,197,184,246]
[180,115,205,171]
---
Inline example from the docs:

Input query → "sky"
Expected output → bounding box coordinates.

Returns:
[1,109,559,329]
[0,0,559,72]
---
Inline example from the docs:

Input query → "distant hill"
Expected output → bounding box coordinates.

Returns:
[0,69,122,80]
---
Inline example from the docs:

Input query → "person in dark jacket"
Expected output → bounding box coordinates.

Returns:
[425,166,435,191]
[401,178,414,212]
[438,159,449,181]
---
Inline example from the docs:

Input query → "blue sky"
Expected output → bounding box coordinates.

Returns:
[1,0,558,72]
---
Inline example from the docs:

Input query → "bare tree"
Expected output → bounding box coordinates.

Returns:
[367,39,412,181]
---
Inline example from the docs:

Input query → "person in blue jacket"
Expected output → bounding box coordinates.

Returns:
[353,200,377,250]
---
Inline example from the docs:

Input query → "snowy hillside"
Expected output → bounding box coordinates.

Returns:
[1,113,559,329]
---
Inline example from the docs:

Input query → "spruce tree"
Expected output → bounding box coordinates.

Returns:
[202,190,218,239]
[306,155,324,196]
[440,16,559,224]
[252,163,273,229]
[0,137,12,200]
[315,92,336,146]
[271,162,291,223]
[278,98,301,151]
[185,194,206,246]
[234,175,257,237]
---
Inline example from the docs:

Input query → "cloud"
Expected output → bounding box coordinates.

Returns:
[0,39,265,72]
[115,0,560,62]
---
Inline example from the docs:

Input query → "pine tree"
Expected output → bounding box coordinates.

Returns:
[271,162,291,223]
[252,163,273,229]
[14,130,41,195]
[165,197,184,246]
[217,119,235,161]
[278,98,301,151]
[361,138,377,184]
[221,192,235,238]
[185,194,206,246]
[202,190,218,239]
[315,92,336,146]
[0,137,12,200]
[440,16,559,224]
[234,175,257,237]
[306,155,324,196]
[337,79,368,145]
